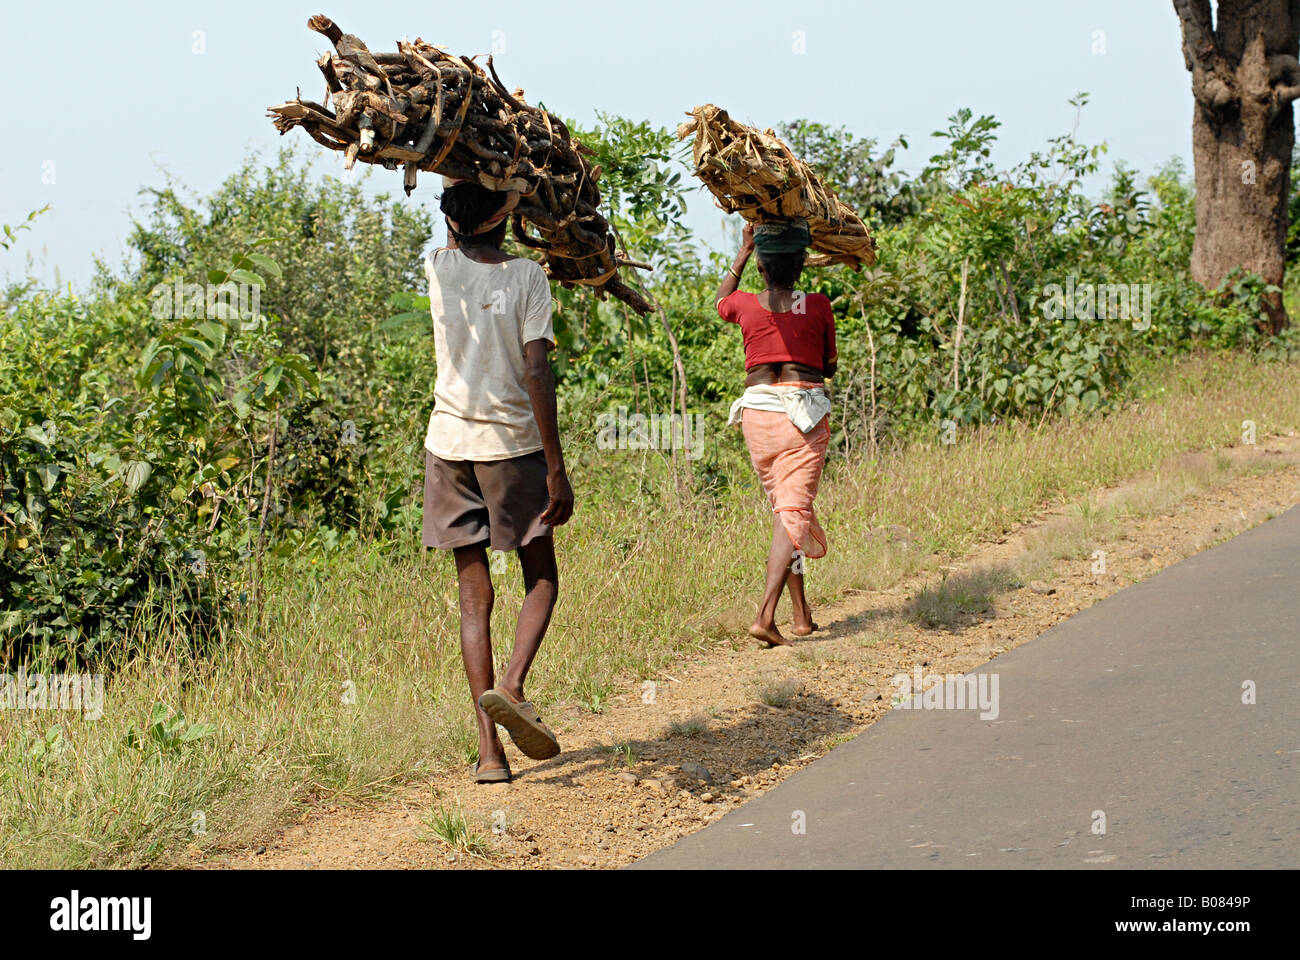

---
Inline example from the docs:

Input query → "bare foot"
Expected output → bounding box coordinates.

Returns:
[791,621,820,637]
[749,622,792,647]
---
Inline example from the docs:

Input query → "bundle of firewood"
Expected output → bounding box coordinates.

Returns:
[677,104,877,269]
[268,15,653,314]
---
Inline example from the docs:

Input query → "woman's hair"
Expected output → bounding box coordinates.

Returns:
[440,182,509,247]
[757,249,806,289]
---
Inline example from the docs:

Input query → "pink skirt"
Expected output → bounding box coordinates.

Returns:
[741,408,829,559]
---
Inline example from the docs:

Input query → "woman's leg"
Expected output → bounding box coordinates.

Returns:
[499,535,558,703]
[453,544,507,770]
[787,552,818,635]
[750,516,795,646]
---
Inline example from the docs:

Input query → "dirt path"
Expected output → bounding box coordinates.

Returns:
[213,434,1300,870]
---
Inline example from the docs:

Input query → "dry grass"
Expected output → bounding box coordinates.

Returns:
[907,565,1019,628]
[422,802,494,859]
[757,679,802,708]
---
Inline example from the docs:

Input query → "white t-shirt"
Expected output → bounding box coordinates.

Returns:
[423,248,555,461]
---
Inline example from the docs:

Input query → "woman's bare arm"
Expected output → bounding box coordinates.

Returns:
[715,222,755,305]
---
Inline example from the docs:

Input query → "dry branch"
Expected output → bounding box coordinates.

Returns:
[676,104,877,269]
[267,14,653,315]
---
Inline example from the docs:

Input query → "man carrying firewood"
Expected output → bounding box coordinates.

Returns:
[421,180,573,783]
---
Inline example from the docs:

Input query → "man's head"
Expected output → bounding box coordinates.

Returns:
[753,219,810,290]
[440,182,518,249]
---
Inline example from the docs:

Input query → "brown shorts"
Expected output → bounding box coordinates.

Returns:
[421,449,552,551]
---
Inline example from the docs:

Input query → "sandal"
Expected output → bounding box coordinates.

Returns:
[477,688,561,760]
[474,758,512,783]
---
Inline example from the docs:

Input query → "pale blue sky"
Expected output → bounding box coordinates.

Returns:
[6,1,1199,288]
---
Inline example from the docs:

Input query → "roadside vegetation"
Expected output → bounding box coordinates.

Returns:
[3,101,1299,867]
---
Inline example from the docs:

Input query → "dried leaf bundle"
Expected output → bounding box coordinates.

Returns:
[677,104,877,269]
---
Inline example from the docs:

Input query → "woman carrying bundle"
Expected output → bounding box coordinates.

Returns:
[716,220,836,647]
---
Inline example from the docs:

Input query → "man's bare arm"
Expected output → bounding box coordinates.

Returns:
[523,338,574,527]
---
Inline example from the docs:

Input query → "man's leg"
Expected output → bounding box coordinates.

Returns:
[453,543,507,770]
[497,535,558,703]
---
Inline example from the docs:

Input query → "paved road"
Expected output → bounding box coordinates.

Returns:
[637,506,1300,869]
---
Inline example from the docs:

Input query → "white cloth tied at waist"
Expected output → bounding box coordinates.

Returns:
[727,384,831,434]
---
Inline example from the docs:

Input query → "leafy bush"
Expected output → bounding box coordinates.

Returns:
[1,241,315,665]
[3,97,1291,663]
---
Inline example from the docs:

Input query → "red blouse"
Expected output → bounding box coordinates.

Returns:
[717,291,837,371]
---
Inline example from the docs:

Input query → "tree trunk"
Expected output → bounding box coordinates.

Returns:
[1174,0,1300,333]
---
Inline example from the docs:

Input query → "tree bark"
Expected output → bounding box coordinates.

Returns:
[1174,0,1300,333]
